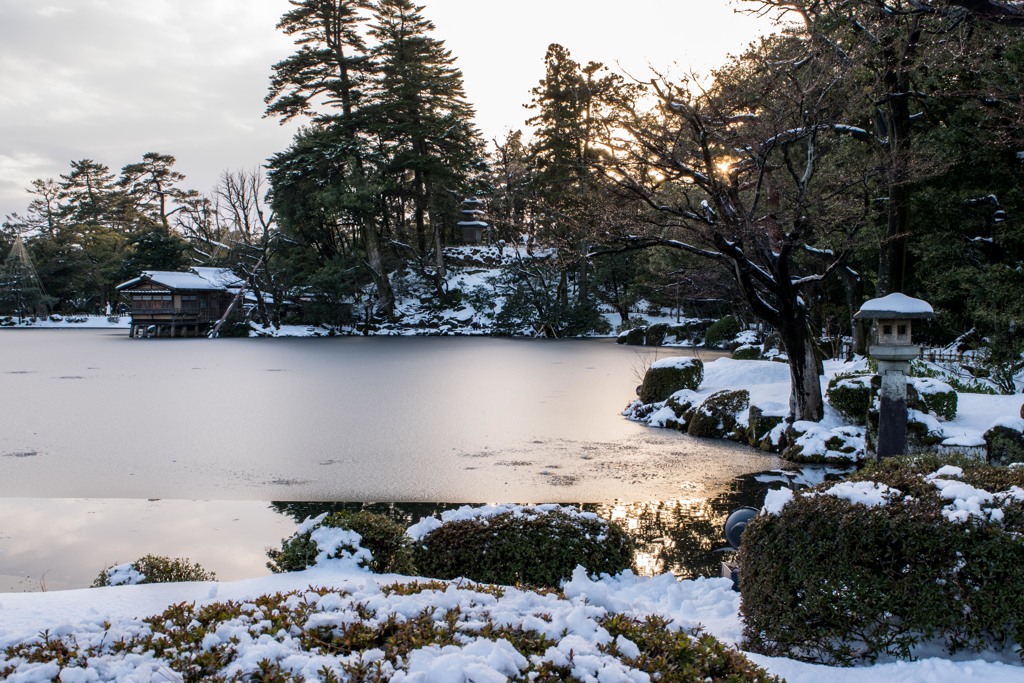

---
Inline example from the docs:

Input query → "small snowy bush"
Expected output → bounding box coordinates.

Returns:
[826,372,873,424]
[267,510,415,574]
[731,344,761,360]
[741,454,1024,665]
[92,555,215,587]
[703,315,741,348]
[413,505,634,588]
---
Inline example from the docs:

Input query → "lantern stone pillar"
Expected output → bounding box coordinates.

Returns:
[854,293,935,460]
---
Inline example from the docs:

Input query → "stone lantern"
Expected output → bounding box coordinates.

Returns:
[853,293,935,459]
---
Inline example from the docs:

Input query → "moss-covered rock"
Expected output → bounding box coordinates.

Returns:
[747,405,786,451]
[651,389,701,431]
[645,322,670,346]
[826,373,872,425]
[638,357,704,403]
[688,390,750,441]
[984,420,1024,466]
[731,344,761,360]
[781,422,865,464]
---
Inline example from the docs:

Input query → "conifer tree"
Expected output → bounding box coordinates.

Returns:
[368,0,484,291]
[266,0,395,316]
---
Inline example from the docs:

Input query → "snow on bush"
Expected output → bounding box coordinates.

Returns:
[741,455,1024,665]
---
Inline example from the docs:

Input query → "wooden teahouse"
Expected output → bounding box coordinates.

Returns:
[116,270,237,338]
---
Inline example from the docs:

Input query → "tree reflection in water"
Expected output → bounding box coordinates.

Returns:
[268,467,850,579]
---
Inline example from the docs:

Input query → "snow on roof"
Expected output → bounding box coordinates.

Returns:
[854,293,935,320]
[191,267,246,290]
[458,221,489,227]
[116,268,247,292]
[116,270,225,291]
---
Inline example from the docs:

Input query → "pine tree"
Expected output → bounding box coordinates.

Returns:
[368,0,484,291]
[119,152,187,228]
[266,0,395,316]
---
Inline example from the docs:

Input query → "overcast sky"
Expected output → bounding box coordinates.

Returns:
[0,1,776,220]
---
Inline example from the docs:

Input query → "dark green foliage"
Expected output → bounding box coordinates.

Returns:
[601,614,782,683]
[267,511,416,575]
[92,555,215,587]
[688,390,750,441]
[1,584,777,682]
[741,455,1024,665]
[414,510,634,588]
[638,358,704,403]
[826,373,873,424]
[703,315,740,348]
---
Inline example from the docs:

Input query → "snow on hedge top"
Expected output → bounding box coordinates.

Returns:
[819,481,902,507]
[407,504,600,541]
[855,292,935,319]
[928,467,1024,525]
[649,356,700,370]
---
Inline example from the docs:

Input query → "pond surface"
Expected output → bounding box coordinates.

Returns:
[0,330,793,591]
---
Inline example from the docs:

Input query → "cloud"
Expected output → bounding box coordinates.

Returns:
[0,0,774,218]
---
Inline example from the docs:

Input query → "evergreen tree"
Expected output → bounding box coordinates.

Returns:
[368,0,485,292]
[266,0,395,316]
[119,152,187,228]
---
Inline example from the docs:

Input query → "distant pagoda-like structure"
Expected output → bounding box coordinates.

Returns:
[457,197,489,244]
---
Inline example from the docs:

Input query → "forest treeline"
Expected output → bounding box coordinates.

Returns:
[3,0,1024,417]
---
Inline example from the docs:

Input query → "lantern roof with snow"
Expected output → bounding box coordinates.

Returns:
[853,293,935,321]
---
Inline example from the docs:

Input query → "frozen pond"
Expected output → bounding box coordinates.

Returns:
[0,331,776,502]
[0,330,786,590]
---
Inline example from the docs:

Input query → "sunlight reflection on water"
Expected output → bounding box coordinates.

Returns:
[0,468,851,592]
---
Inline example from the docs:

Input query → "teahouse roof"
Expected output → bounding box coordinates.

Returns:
[116,270,226,292]
[853,293,935,320]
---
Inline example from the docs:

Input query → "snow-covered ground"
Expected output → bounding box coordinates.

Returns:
[1,314,129,329]
[632,355,1023,462]
[1,553,1021,681]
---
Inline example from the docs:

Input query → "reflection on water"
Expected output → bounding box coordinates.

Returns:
[0,469,853,592]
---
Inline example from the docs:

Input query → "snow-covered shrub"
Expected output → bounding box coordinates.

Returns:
[1,583,779,683]
[638,356,703,403]
[731,344,761,360]
[704,315,741,348]
[688,389,749,441]
[616,325,647,345]
[92,555,215,587]
[267,511,415,574]
[411,505,634,588]
[984,418,1024,466]
[826,372,873,424]
[908,376,958,421]
[741,454,1024,665]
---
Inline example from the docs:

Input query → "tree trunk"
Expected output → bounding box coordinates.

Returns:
[779,320,825,422]
[363,217,394,317]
